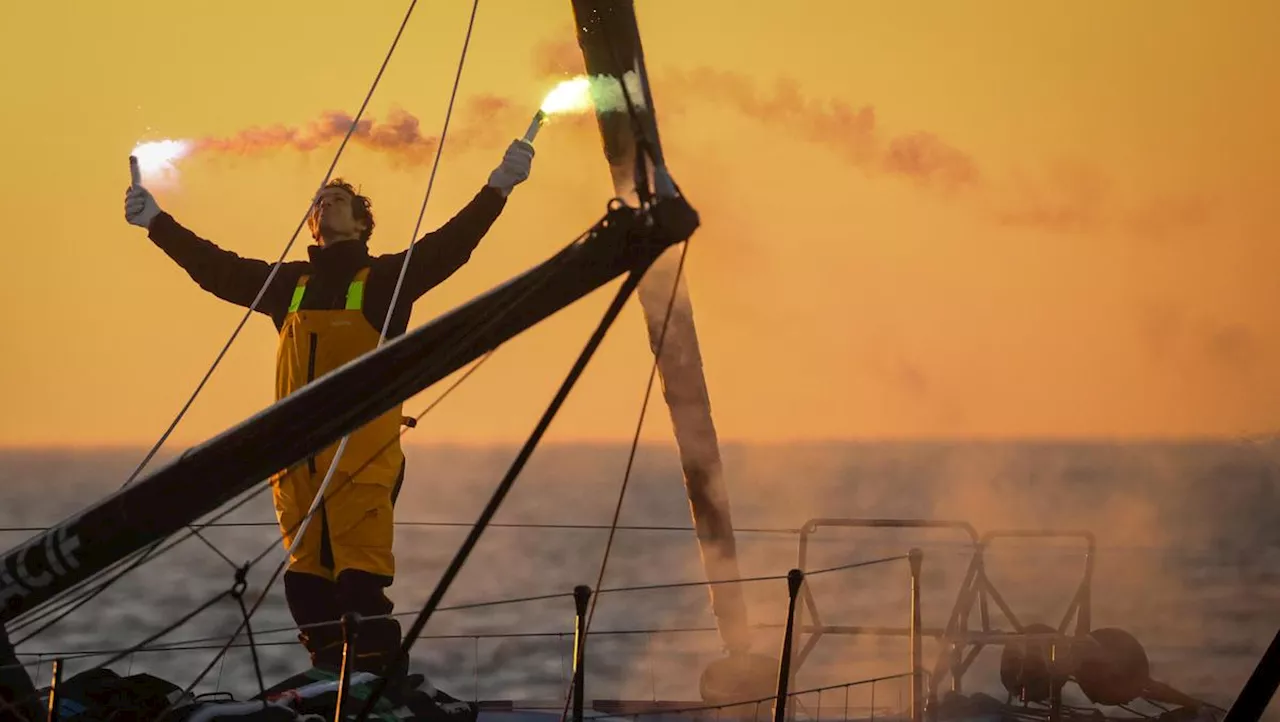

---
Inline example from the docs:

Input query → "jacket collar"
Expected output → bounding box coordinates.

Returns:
[306,239,371,275]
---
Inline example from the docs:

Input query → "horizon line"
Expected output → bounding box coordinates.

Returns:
[1,433,1274,453]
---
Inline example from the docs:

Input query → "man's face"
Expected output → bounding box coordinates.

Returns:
[308,187,367,245]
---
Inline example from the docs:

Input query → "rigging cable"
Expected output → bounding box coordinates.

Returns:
[283,0,483,577]
[353,256,653,722]
[206,221,601,692]
[16,0,429,644]
[551,21,699,722]
[10,344,498,642]
[121,0,425,491]
[10,482,269,644]
[555,226,691,722]
[113,217,604,703]
[10,344,495,645]
[16,194,595,662]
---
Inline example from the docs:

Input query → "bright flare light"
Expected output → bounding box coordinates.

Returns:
[540,76,595,115]
[130,139,192,186]
[521,73,649,144]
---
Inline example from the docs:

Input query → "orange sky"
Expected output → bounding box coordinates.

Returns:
[1,0,1278,447]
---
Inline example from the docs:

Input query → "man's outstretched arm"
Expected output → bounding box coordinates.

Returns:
[386,140,535,303]
[125,184,296,313]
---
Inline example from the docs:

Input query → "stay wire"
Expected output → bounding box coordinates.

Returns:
[121,0,423,492]
[5,555,907,666]
[149,219,602,702]
[13,224,622,691]
[353,262,653,722]
[12,332,499,646]
[8,585,237,715]
[237,220,599,584]
[556,238,692,722]
[65,0,429,642]
[11,482,271,643]
[23,0,424,642]
[12,207,593,647]
[280,0,481,584]
[553,16,686,721]
[14,0,617,674]
[17,166,663,722]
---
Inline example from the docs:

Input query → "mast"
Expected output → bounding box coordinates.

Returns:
[0,197,696,623]
[570,0,752,657]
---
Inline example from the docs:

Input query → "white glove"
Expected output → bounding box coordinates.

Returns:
[486,140,534,197]
[124,185,162,228]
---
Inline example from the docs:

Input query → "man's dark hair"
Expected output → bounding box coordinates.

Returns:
[325,178,376,243]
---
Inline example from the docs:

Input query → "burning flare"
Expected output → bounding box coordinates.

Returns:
[523,72,647,143]
[130,139,193,186]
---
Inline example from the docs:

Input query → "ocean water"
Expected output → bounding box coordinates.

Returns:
[0,441,1277,718]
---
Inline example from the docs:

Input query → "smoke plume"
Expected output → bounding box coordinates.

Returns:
[529,40,1213,238]
[532,39,980,193]
[170,39,1212,240]
[189,96,517,167]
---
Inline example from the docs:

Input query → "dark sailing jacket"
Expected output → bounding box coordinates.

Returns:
[144,185,507,338]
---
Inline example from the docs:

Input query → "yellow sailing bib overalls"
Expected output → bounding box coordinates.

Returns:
[270,267,405,581]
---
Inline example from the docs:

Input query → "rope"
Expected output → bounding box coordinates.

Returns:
[15,192,602,643]
[208,208,606,646]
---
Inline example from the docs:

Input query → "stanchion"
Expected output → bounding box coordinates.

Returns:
[908,548,923,722]
[334,613,360,722]
[571,585,591,722]
[774,569,804,722]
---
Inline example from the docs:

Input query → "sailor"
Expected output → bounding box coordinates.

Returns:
[122,140,535,679]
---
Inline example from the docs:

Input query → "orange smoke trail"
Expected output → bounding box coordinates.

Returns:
[663,68,982,192]
[528,40,1216,238]
[190,96,517,166]
[531,40,981,193]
